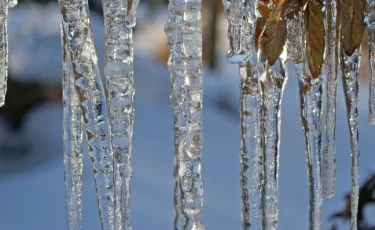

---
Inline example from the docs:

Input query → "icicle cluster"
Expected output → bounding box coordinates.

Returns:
[0,0,371,228]
[62,30,84,230]
[102,0,139,228]
[59,0,116,228]
[218,0,367,229]
[0,0,8,107]
[165,0,205,229]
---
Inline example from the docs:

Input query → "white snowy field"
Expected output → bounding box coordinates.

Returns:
[0,2,374,230]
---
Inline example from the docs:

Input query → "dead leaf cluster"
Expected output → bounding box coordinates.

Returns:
[255,0,366,79]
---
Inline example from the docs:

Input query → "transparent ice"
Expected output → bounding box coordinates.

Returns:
[59,0,115,228]
[62,30,84,230]
[287,14,323,230]
[323,0,339,198]
[239,60,263,230]
[102,0,139,228]
[165,0,205,229]
[367,0,375,124]
[165,0,184,227]
[0,0,8,106]
[257,55,288,230]
[341,50,361,230]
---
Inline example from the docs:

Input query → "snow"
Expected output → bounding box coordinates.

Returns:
[0,2,374,230]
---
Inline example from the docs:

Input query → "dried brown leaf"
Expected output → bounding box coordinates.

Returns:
[341,0,366,56]
[304,1,325,78]
[259,18,287,65]
[258,0,302,18]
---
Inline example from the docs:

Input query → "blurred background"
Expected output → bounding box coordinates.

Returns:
[0,1,374,229]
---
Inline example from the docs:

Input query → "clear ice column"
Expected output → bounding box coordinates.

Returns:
[252,3,288,230]
[288,11,324,230]
[323,0,339,197]
[367,0,375,124]
[165,0,185,228]
[239,61,263,230]
[62,30,84,230]
[341,50,360,230]
[239,0,263,229]
[59,0,115,229]
[178,0,205,228]
[298,75,323,230]
[222,0,261,229]
[0,0,8,106]
[258,57,287,230]
[102,0,139,229]
[340,0,365,228]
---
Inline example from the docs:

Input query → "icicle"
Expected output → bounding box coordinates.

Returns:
[323,0,338,198]
[257,54,288,230]
[102,0,138,228]
[237,0,263,229]
[59,0,115,229]
[251,3,288,230]
[62,30,84,230]
[166,0,204,228]
[0,0,8,107]
[341,50,360,230]
[223,0,250,63]
[239,61,263,230]
[228,0,243,55]
[288,13,323,230]
[177,0,205,228]
[367,0,375,124]
[323,1,339,197]
[298,75,323,230]
[165,0,184,227]
[8,0,16,8]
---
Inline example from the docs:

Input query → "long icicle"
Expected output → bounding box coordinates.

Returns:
[323,0,339,197]
[367,0,375,124]
[0,0,8,107]
[179,0,205,228]
[102,0,138,228]
[165,0,184,227]
[62,29,84,230]
[239,61,263,230]
[253,2,289,229]
[221,0,262,228]
[239,0,263,229]
[288,12,323,230]
[298,75,324,230]
[59,0,115,228]
[258,55,288,230]
[341,49,360,230]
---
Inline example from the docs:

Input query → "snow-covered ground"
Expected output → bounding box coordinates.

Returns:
[0,2,374,230]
